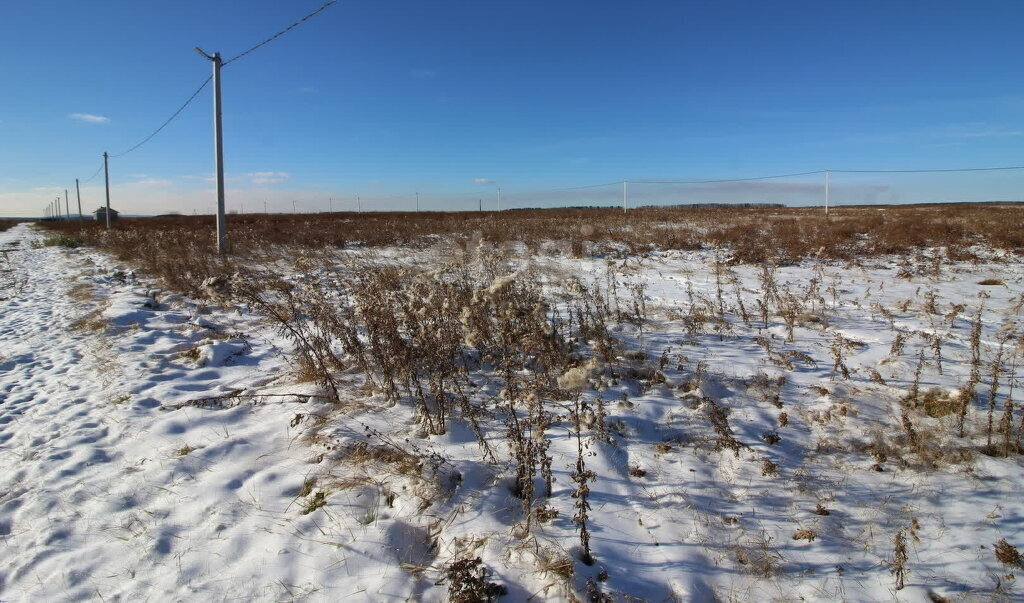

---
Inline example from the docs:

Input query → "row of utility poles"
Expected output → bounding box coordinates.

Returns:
[46,155,113,228]
[41,182,85,222]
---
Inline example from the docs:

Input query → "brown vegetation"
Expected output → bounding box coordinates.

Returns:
[41,203,1024,294]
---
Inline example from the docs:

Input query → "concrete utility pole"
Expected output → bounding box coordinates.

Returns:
[196,47,227,253]
[64,189,70,220]
[75,179,83,222]
[622,180,628,213]
[824,169,830,217]
[103,152,112,229]
[357,195,361,213]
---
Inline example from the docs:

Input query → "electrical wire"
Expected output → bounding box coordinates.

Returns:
[360,192,416,202]
[631,170,825,185]
[80,160,105,184]
[503,180,622,197]
[223,0,338,67]
[831,165,1024,174]
[109,76,212,158]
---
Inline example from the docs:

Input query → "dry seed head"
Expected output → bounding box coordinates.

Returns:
[557,367,589,390]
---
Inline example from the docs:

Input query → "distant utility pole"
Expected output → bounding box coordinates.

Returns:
[292,200,296,213]
[75,179,83,223]
[479,199,482,212]
[264,200,268,214]
[103,152,112,229]
[329,197,333,213]
[64,189,70,220]
[415,192,419,212]
[357,195,361,213]
[824,169,830,216]
[196,47,227,253]
[622,180,628,213]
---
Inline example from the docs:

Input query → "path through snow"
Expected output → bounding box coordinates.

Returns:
[0,223,406,600]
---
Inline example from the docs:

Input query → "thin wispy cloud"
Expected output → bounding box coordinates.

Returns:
[69,113,110,124]
[248,171,289,184]
[135,178,172,186]
[473,178,495,184]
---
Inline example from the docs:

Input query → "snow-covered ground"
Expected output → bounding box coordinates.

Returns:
[2,221,1024,601]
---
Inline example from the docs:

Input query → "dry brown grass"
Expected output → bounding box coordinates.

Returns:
[70,309,107,332]
[995,538,1023,568]
[40,204,1024,295]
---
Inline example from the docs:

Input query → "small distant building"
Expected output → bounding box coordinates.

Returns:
[93,207,119,222]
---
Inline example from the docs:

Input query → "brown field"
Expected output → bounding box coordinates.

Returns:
[42,203,1024,294]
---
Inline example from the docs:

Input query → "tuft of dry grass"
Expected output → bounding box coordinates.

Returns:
[70,310,107,332]
[792,527,817,542]
[995,539,1023,568]
[301,491,327,515]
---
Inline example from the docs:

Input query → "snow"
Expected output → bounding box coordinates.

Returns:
[2,222,1024,601]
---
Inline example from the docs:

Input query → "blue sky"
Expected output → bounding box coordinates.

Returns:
[1,0,1022,216]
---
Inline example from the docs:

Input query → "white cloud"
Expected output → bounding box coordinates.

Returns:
[136,178,172,186]
[248,172,289,184]
[69,113,110,124]
[473,178,495,184]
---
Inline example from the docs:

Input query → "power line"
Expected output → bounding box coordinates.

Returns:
[503,180,622,196]
[361,192,416,202]
[223,0,338,67]
[110,76,212,158]
[631,170,825,185]
[832,165,1024,174]
[418,190,487,198]
[80,160,105,184]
